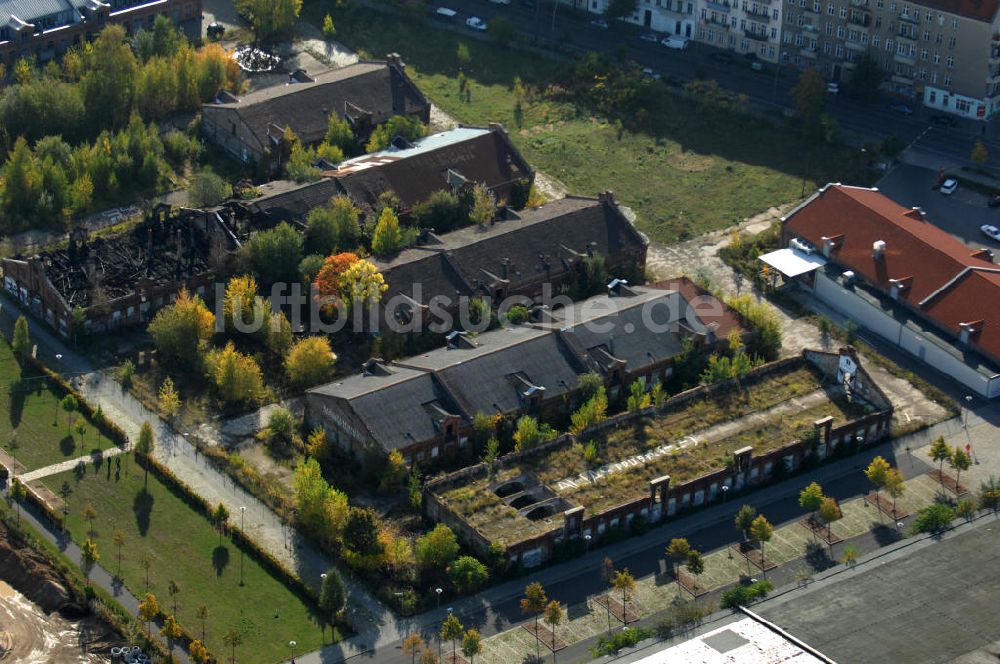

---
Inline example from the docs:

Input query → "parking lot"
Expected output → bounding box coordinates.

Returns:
[876,163,1000,255]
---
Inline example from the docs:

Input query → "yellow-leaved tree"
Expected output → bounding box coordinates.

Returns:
[285,336,337,387]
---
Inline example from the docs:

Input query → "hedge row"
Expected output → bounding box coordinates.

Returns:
[22,354,131,448]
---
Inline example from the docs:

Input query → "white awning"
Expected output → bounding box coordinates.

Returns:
[759,248,827,278]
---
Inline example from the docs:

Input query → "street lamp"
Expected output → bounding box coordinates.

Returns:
[239,506,246,586]
[584,533,592,554]
[965,395,973,428]
[55,353,62,376]
[721,484,730,503]
[288,640,296,663]
[435,587,443,609]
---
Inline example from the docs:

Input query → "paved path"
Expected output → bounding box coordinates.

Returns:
[19,446,127,484]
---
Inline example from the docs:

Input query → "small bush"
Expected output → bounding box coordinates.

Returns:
[591,627,653,656]
[721,579,773,609]
[910,503,955,535]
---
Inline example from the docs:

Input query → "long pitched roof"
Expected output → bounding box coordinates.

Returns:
[206,61,429,148]
[330,125,532,211]
[913,0,999,22]
[785,184,1000,362]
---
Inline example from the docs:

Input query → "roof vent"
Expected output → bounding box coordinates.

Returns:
[873,240,886,259]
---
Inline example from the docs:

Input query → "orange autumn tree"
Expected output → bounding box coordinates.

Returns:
[314,252,359,313]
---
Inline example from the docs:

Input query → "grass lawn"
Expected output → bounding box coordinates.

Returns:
[304,2,862,243]
[0,340,116,472]
[40,453,335,664]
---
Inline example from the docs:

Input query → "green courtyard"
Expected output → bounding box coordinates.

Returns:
[39,453,335,663]
[304,2,863,243]
[0,340,116,473]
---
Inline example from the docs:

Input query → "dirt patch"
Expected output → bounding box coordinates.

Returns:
[864,493,911,520]
[593,594,638,624]
[521,622,567,651]
[927,469,968,496]
[800,518,842,545]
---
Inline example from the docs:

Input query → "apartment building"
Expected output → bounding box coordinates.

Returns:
[0,0,201,67]
[696,0,784,62]
[585,0,698,39]
[781,0,1000,119]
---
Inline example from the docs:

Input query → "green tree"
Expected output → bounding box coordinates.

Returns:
[883,468,905,517]
[604,0,638,21]
[972,139,989,167]
[980,477,1000,513]
[626,379,650,412]
[734,504,757,542]
[790,67,827,134]
[9,478,26,525]
[322,13,337,38]
[685,549,705,590]
[750,515,774,571]
[612,569,636,620]
[212,502,230,545]
[161,614,183,655]
[817,496,842,554]
[158,377,181,418]
[665,538,691,585]
[147,289,216,369]
[456,43,471,69]
[247,221,304,284]
[293,458,349,546]
[513,415,549,452]
[343,507,382,557]
[112,529,125,578]
[864,456,891,508]
[11,315,30,360]
[798,481,824,529]
[956,498,977,521]
[950,445,971,490]
[188,168,232,206]
[371,206,403,256]
[135,421,155,488]
[305,206,342,257]
[521,582,547,656]
[82,502,97,537]
[929,436,952,481]
[448,555,489,593]
[80,26,138,129]
[488,15,515,46]
[365,115,426,152]
[840,543,858,567]
[285,336,336,387]
[223,628,243,664]
[440,612,464,661]
[138,592,160,638]
[848,50,883,102]
[462,628,483,664]
[235,0,301,42]
[204,342,264,404]
[80,537,99,578]
[469,182,496,226]
[543,600,562,655]
[415,523,460,570]
[318,567,346,643]
[60,394,78,435]
[402,634,425,664]
[325,115,354,153]
[910,503,955,534]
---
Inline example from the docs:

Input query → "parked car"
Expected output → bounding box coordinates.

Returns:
[488,0,511,4]
[930,114,957,128]
[465,16,487,30]
[640,32,660,42]
[709,52,734,64]
[939,178,959,195]
[982,224,1000,241]
[890,103,914,116]
[206,21,225,39]
[590,17,609,28]
[989,195,1000,208]
[641,67,662,80]
[661,35,690,49]
[826,82,840,94]
[435,6,457,18]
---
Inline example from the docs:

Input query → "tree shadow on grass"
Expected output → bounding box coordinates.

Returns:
[7,379,25,429]
[60,435,77,457]
[212,545,230,577]
[133,489,153,536]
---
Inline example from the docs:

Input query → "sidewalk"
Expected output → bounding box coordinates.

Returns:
[19,446,127,484]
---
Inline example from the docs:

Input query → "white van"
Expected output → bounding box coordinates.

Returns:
[661,36,689,50]
[435,6,457,18]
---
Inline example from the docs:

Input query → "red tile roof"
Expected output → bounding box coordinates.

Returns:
[651,276,748,340]
[785,184,1000,363]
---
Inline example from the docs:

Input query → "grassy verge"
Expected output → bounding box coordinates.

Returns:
[0,340,117,472]
[305,2,862,243]
[40,452,336,664]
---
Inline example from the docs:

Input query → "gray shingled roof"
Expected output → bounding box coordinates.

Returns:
[207,61,429,148]
[0,0,74,22]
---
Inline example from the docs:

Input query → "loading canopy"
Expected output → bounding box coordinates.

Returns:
[759,248,827,278]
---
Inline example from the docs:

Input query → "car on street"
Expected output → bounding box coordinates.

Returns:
[640,32,660,42]
[981,224,1000,241]
[930,114,957,128]
[591,17,609,28]
[939,178,958,195]
[709,52,734,63]
[826,82,840,94]
[465,16,487,30]
[435,6,457,18]
[661,35,690,49]
[890,103,914,116]
[488,0,511,4]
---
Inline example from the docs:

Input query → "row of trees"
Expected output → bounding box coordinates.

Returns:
[0,114,198,232]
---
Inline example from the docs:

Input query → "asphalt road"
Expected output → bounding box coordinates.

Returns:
[430,0,1000,169]
[876,163,1000,253]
